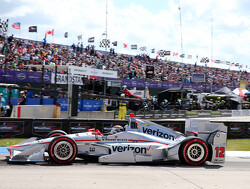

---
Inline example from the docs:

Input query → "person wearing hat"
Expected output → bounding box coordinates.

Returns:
[0,93,5,116]
[17,91,26,105]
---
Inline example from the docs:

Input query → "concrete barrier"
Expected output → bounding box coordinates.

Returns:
[60,111,115,119]
[11,105,59,118]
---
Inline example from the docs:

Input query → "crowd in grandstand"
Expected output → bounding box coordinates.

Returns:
[0,36,249,88]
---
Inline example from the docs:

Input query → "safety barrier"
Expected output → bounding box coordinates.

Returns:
[0,117,249,139]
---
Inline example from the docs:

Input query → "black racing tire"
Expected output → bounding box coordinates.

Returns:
[179,138,208,166]
[46,130,67,138]
[48,136,77,164]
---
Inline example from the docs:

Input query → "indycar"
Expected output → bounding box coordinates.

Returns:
[7,114,227,165]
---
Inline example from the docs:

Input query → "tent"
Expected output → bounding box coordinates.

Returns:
[232,88,249,97]
[158,87,196,104]
[211,87,241,103]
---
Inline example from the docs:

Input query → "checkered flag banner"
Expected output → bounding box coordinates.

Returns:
[139,46,146,51]
[77,35,82,41]
[157,50,165,57]
[99,39,110,48]
[0,19,9,33]
[200,57,209,63]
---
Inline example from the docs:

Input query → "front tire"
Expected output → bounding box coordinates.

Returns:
[46,130,67,138]
[179,138,208,166]
[48,136,77,164]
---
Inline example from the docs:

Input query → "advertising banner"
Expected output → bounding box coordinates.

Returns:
[69,122,95,133]
[32,121,62,137]
[51,73,84,85]
[192,74,206,82]
[0,121,24,138]
[69,65,118,78]
[0,70,51,83]
[82,100,103,111]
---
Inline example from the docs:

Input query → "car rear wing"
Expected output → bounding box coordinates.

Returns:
[185,119,228,163]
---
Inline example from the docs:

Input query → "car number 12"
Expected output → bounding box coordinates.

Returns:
[215,147,225,157]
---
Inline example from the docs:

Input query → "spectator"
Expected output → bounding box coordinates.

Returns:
[17,91,26,105]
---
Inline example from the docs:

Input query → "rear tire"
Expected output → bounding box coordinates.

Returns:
[48,136,77,164]
[179,138,208,166]
[46,130,67,138]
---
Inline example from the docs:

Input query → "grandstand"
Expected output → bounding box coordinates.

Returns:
[0,36,249,92]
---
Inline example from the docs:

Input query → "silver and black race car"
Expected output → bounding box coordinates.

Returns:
[7,114,227,165]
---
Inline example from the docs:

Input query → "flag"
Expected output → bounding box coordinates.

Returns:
[12,22,20,29]
[211,59,215,63]
[131,45,137,50]
[64,32,68,38]
[29,26,37,32]
[45,29,54,37]
[173,52,178,56]
[151,49,155,53]
[230,62,235,66]
[180,54,185,58]
[112,41,117,46]
[77,35,82,41]
[88,37,95,43]
[139,46,146,51]
[0,19,9,32]
[123,43,127,48]
[201,57,209,63]
[164,51,170,56]
[99,39,110,48]
[157,50,165,57]
[188,55,192,59]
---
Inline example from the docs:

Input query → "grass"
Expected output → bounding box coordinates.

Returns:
[226,139,250,151]
[0,138,28,147]
[0,138,250,151]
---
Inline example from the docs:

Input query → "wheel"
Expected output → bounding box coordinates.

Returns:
[46,130,67,138]
[48,136,77,164]
[179,138,208,166]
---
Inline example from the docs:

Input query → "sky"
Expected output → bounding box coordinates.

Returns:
[1,0,250,71]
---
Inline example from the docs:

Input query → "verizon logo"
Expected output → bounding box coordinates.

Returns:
[112,145,151,154]
[142,127,175,141]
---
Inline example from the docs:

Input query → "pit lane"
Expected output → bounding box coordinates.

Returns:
[0,153,250,189]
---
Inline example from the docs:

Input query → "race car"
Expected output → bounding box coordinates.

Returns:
[7,114,227,165]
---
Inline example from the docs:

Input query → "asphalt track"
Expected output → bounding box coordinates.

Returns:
[0,152,250,189]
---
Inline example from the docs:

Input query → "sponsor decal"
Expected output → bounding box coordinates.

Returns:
[142,127,175,141]
[16,73,26,80]
[112,145,151,154]
[43,74,50,82]
[102,136,128,141]
[141,123,151,126]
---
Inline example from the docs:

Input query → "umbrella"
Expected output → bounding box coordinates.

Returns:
[232,88,248,97]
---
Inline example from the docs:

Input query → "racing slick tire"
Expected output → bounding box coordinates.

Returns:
[179,138,208,166]
[48,136,78,164]
[46,130,67,138]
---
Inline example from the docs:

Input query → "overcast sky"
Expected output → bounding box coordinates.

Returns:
[1,0,250,70]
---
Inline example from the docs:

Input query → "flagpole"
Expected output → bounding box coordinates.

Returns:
[211,17,214,67]
[105,0,108,63]
[179,3,184,64]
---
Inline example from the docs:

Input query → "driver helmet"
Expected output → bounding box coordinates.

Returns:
[122,85,127,90]
[110,125,124,134]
